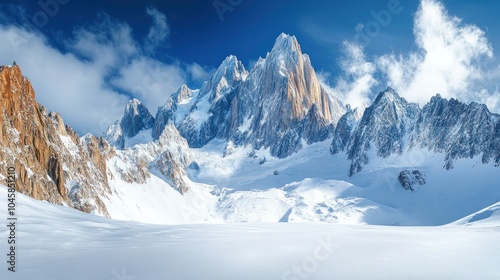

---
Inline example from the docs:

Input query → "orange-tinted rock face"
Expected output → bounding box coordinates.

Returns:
[0,65,112,216]
[1,65,61,202]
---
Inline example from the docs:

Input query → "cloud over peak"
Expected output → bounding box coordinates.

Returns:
[378,0,493,105]
[322,0,499,114]
[0,6,212,135]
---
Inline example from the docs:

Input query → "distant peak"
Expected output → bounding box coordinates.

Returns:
[384,87,397,94]
[129,98,141,105]
[272,33,301,54]
[173,84,194,103]
[211,55,248,84]
[176,84,192,94]
[218,55,242,70]
[120,98,154,138]
[374,87,403,104]
[124,98,149,115]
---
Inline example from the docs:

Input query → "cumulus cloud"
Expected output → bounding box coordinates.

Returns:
[378,0,493,106]
[111,57,186,109]
[321,0,499,114]
[0,25,129,135]
[320,42,377,110]
[0,7,192,135]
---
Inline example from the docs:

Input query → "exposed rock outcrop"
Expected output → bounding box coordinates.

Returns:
[398,170,426,191]
[172,34,346,158]
[0,65,113,215]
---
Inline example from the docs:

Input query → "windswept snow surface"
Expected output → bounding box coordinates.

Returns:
[1,185,500,280]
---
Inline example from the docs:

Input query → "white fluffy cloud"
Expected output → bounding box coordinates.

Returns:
[320,42,377,110]
[0,8,213,135]
[378,0,494,106]
[111,57,186,110]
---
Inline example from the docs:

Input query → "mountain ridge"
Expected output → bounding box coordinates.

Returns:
[1,33,499,224]
[120,33,346,159]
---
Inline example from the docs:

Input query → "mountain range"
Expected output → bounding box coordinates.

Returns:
[1,33,499,225]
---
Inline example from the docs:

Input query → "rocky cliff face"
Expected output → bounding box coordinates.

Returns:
[330,106,362,155]
[176,55,248,149]
[0,65,194,219]
[105,99,155,149]
[152,84,196,140]
[333,87,500,176]
[121,99,155,138]
[228,34,344,158]
[149,34,346,158]
[0,65,112,215]
[398,170,426,191]
[409,95,500,169]
[346,88,420,176]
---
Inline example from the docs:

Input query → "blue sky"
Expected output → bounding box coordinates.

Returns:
[0,0,499,134]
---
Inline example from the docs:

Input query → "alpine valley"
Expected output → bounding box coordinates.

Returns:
[2,32,500,224]
[1,33,500,279]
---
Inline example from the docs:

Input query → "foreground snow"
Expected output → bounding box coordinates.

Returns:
[1,186,499,280]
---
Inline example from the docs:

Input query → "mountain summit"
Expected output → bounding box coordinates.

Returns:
[0,65,113,214]
[105,99,155,149]
[327,87,500,176]
[2,33,499,226]
[144,33,346,158]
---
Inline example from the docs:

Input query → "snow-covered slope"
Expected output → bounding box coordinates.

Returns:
[3,33,500,232]
[185,138,500,226]
[1,185,499,280]
[454,201,500,227]
[141,33,346,159]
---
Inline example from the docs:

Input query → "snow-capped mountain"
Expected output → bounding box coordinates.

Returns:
[145,33,346,158]
[0,65,195,219]
[409,94,500,169]
[330,87,500,176]
[152,84,196,140]
[345,88,421,175]
[330,105,363,155]
[176,55,248,148]
[105,98,155,149]
[1,33,499,227]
